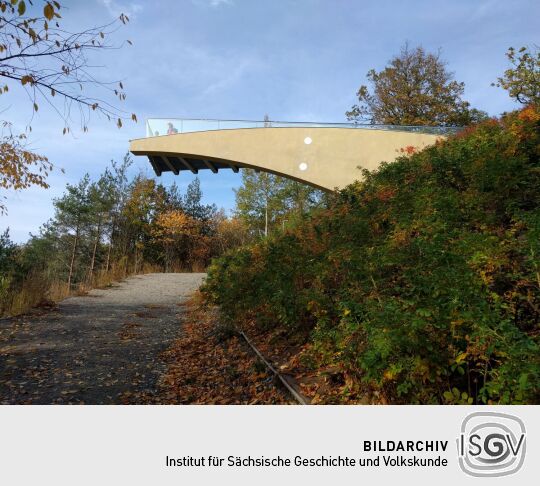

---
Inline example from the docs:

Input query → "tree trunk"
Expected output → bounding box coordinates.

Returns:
[105,218,117,272]
[67,226,80,290]
[264,196,268,238]
[105,242,112,273]
[89,217,102,280]
[296,183,304,215]
[134,243,139,274]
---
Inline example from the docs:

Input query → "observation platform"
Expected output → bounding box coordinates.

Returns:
[129,118,459,191]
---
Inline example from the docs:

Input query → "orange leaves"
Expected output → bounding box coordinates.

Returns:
[501,104,539,149]
[400,145,418,155]
[150,210,209,269]
[452,123,482,140]
[518,104,540,123]
[143,298,291,405]
[152,210,198,243]
[43,3,54,21]
[0,135,52,213]
[0,141,51,191]
[20,74,35,86]
[374,186,396,202]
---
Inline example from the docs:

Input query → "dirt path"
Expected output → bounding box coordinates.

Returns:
[0,273,205,404]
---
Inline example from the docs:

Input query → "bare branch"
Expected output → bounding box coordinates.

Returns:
[0,0,136,133]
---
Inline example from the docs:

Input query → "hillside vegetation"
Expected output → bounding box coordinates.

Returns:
[203,107,540,404]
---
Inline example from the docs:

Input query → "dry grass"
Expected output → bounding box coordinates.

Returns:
[0,261,165,318]
[3,273,67,317]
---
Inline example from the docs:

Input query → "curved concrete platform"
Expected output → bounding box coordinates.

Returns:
[129,126,446,191]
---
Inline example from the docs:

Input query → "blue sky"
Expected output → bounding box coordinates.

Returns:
[2,0,539,242]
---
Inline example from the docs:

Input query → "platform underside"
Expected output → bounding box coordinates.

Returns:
[147,154,240,176]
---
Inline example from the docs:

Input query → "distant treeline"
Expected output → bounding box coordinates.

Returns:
[0,155,250,316]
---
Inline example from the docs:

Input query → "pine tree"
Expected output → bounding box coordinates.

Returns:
[53,175,92,289]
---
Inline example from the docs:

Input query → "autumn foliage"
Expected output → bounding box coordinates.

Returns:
[130,295,291,404]
[0,156,249,316]
[0,127,53,213]
[203,106,540,404]
[346,44,488,126]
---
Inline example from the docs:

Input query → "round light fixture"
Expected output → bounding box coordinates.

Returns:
[304,137,312,145]
[299,162,308,171]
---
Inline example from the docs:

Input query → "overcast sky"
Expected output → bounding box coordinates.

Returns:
[2,0,539,242]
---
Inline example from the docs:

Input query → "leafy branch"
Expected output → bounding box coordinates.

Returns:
[0,0,137,132]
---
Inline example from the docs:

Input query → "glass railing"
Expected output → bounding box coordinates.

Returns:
[145,118,462,137]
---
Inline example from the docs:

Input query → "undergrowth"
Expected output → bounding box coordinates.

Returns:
[203,106,540,404]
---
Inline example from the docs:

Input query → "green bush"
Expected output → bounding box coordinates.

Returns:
[203,107,540,404]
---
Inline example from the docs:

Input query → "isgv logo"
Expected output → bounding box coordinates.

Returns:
[457,412,526,477]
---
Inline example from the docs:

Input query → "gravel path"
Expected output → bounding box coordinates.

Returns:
[0,273,205,404]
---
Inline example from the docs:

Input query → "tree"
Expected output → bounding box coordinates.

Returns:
[121,176,161,272]
[0,124,53,213]
[151,210,198,271]
[165,182,184,212]
[235,170,286,237]
[182,177,217,233]
[0,1,135,130]
[0,1,135,212]
[0,228,15,270]
[235,114,324,235]
[346,44,487,126]
[214,213,250,253]
[53,174,92,288]
[494,46,540,105]
[280,180,323,220]
[23,220,61,277]
[235,170,324,237]
[105,153,132,270]
[87,172,115,279]
[0,228,17,312]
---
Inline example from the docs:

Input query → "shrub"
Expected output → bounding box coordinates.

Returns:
[203,106,540,404]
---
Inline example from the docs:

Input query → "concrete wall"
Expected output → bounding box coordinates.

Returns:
[130,127,444,191]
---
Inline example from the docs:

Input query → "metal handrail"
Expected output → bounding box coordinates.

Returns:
[145,117,462,137]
